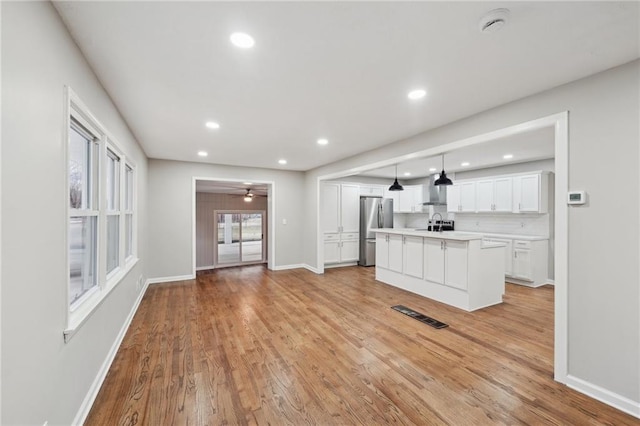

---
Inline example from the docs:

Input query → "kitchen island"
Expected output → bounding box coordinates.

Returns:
[374,229,505,312]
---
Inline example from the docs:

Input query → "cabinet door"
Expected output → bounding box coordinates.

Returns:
[514,175,539,212]
[475,180,494,212]
[321,183,340,233]
[388,234,403,273]
[513,248,533,281]
[459,182,476,212]
[340,240,359,262]
[412,185,424,212]
[486,238,513,276]
[340,184,360,233]
[398,186,415,213]
[403,236,423,278]
[447,184,461,213]
[445,240,468,290]
[383,189,400,213]
[376,234,389,269]
[324,241,340,264]
[493,178,513,212]
[424,239,445,284]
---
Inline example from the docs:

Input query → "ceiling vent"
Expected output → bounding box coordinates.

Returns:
[479,8,510,33]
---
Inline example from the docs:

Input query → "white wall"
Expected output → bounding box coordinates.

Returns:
[147,159,305,279]
[1,2,148,425]
[304,61,640,407]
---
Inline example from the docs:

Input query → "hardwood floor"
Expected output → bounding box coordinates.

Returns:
[86,266,638,425]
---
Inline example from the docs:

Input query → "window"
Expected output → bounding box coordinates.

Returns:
[68,119,99,306]
[65,87,138,339]
[124,164,134,259]
[106,148,121,275]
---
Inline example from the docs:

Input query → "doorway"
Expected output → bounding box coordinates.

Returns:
[215,211,266,266]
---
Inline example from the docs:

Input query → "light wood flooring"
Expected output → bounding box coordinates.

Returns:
[86,265,638,425]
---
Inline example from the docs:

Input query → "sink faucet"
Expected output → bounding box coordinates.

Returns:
[431,212,443,232]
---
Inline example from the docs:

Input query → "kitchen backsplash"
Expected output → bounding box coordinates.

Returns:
[454,213,550,237]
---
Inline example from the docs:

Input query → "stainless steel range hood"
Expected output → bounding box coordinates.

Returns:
[422,174,448,206]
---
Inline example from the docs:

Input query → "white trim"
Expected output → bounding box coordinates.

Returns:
[566,375,640,419]
[314,112,569,386]
[546,279,555,285]
[303,264,322,274]
[271,263,306,271]
[324,262,358,269]
[71,278,149,426]
[147,274,195,285]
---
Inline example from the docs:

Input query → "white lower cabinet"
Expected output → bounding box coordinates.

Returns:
[512,241,533,281]
[388,234,403,273]
[403,235,423,278]
[324,235,359,264]
[375,231,504,311]
[376,233,389,268]
[483,238,513,276]
[424,239,467,290]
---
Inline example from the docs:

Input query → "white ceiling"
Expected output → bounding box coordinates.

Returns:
[360,126,555,179]
[54,1,639,172]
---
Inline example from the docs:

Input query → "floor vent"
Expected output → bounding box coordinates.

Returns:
[391,305,449,329]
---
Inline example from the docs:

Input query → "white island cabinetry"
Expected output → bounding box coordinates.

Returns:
[375,229,505,312]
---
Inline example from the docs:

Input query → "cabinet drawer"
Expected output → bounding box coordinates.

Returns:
[341,232,359,240]
[324,233,339,241]
[513,240,531,249]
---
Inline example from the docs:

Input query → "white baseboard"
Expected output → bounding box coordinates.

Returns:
[271,263,306,271]
[324,262,357,269]
[566,374,640,419]
[72,279,150,425]
[546,279,555,285]
[146,274,195,285]
[303,264,322,274]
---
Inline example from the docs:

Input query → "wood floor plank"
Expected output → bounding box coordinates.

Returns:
[85,265,639,425]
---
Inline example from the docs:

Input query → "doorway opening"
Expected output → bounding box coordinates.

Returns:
[215,211,266,267]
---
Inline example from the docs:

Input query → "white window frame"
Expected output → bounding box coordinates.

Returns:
[124,162,137,263]
[64,87,139,342]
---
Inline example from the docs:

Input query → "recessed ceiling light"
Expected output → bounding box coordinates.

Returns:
[278,159,287,165]
[461,162,470,167]
[205,121,220,129]
[317,138,329,145]
[403,172,411,176]
[243,182,252,185]
[503,154,513,159]
[407,89,427,100]
[197,151,208,157]
[429,167,437,172]
[230,32,255,48]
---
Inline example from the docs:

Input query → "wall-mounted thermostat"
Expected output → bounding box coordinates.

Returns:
[567,191,586,205]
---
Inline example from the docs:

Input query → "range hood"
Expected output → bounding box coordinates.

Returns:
[422,174,448,206]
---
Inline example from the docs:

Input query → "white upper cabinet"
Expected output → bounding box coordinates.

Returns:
[397,185,424,213]
[513,173,548,213]
[449,171,549,214]
[359,185,384,196]
[340,184,360,233]
[383,187,400,212]
[475,177,513,212]
[321,183,341,234]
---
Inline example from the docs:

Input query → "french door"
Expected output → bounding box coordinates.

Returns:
[214,210,266,267]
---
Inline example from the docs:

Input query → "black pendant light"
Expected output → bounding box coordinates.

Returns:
[434,154,453,186]
[388,164,404,191]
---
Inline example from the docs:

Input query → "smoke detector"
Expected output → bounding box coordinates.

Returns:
[479,8,510,33]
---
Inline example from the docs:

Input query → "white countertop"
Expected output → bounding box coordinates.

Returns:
[373,228,484,241]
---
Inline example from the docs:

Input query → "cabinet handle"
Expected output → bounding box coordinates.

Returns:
[518,203,521,211]
[514,251,518,258]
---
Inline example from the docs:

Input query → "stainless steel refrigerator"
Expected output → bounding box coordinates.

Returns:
[358,196,394,266]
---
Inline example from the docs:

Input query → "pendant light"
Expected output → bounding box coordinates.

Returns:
[434,154,453,186]
[388,164,404,191]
